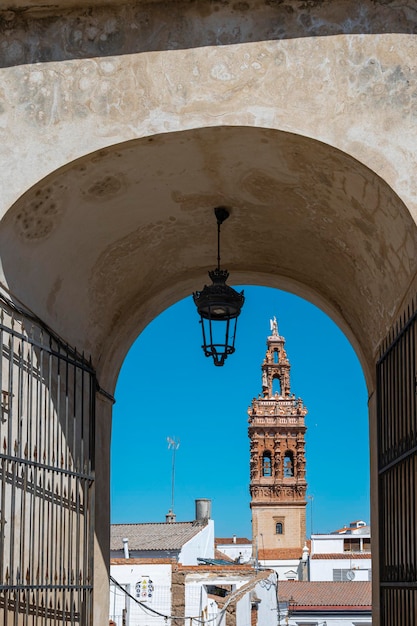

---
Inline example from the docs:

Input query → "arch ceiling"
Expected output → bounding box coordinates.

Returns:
[0,126,415,390]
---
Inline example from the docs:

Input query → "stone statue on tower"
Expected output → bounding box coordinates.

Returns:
[270,316,278,336]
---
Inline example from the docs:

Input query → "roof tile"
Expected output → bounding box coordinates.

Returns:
[111,521,207,551]
[215,537,252,545]
[279,581,371,609]
[311,553,371,559]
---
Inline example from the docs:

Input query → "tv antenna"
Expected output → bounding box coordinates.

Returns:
[167,437,180,514]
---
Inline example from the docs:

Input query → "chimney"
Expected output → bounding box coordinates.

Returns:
[195,498,211,522]
[232,535,237,544]
[122,538,129,559]
[166,509,176,523]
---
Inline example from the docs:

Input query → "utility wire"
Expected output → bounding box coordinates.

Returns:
[110,570,273,625]
[110,575,221,623]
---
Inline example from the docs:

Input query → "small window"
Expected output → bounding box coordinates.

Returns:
[344,538,361,552]
[205,585,231,598]
[283,451,294,477]
[262,452,272,477]
[362,538,371,551]
[276,522,283,534]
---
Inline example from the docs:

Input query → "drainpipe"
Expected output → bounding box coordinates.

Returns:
[123,538,129,559]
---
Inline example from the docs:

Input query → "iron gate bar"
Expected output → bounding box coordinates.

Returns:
[0,312,113,405]
[377,296,417,626]
[0,294,95,625]
[377,443,417,474]
[0,287,94,368]
[0,586,93,591]
[0,453,94,480]
[0,320,96,374]
[381,583,417,589]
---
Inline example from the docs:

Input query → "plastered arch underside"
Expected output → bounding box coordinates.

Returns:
[0,125,415,392]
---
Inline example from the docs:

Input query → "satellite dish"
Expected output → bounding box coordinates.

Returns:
[346,570,355,581]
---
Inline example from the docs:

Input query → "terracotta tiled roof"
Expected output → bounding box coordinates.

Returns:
[331,524,370,535]
[177,564,256,572]
[111,521,207,551]
[215,537,252,545]
[111,560,256,572]
[279,581,372,609]
[311,553,371,559]
[259,548,302,560]
[111,558,175,565]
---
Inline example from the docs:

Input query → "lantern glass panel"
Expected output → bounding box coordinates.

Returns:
[200,315,238,367]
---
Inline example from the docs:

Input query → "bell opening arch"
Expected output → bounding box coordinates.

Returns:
[0,125,415,625]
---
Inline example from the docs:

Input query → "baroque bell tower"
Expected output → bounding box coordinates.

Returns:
[248,318,307,560]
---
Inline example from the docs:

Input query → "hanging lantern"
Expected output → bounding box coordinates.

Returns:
[193,207,245,366]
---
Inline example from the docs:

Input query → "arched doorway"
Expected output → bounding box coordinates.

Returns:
[0,126,415,625]
[110,286,370,537]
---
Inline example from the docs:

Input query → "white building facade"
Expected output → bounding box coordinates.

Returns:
[215,537,252,563]
[110,561,278,626]
[110,562,172,626]
[109,504,278,626]
[310,521,372,583]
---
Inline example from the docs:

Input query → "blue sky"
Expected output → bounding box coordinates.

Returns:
[111,286,370,538]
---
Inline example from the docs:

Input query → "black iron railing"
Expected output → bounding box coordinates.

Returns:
[377,297,417,626]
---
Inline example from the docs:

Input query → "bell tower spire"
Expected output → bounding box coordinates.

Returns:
[249,318,307,567]
[261,316,291,398]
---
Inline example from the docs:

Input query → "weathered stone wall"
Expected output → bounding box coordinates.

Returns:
[1,0,417,221]
[171,569,186,626]
[226,601,236,626]
[0,2,416,378]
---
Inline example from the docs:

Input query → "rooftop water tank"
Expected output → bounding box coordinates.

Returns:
[195,498,211,521]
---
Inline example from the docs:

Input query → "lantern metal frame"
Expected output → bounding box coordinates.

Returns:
[193,207,245,366]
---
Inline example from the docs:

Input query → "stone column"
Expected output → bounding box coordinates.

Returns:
[94,393,112,625]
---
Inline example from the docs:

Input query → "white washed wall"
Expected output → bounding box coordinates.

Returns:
[310,558,372,582]
[109,563,172,626]
[180,520,215,564]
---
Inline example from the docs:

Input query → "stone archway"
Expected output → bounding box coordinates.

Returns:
[1,126,414,387]
[2,1,417,234]
[2,2,417,624]
[0,125,415,624]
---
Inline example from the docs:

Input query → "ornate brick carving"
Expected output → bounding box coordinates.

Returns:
[249,319,308,552]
